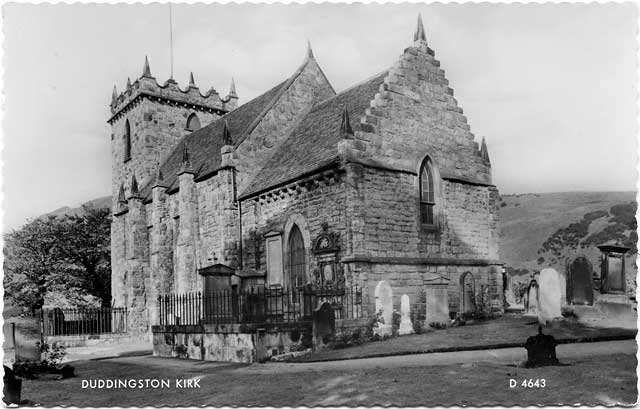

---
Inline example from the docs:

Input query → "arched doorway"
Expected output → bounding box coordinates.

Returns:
[567,256,594,305]
[460,272,476,314]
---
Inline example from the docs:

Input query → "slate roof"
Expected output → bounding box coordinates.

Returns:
[140,79,288,199]
[240,70,388,198]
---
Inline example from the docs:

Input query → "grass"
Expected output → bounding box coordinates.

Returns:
[292,314,636,362]
[19,351,637,406]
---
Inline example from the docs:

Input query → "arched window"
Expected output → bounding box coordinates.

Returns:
[123,119,131,162]
[186,113,201,131]
[288,225,306,288]
[420,158,435,225]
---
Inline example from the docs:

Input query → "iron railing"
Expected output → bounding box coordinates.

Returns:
[158,286,364,326]
[41,307,128,336]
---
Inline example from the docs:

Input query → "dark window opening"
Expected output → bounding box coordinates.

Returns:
[186,113,201,131]
[123,119,131,162]
[288,225,306,289]
[420,159,435,225]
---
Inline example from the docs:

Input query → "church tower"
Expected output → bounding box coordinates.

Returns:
[107,56,238,210]
[108,56,237,324]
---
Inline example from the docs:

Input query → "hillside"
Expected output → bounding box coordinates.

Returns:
[45,196,111,218]
[498,191,637,277]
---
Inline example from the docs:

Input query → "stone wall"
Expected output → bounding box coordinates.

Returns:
[342,164,499,260]
[148,185,174,326]
[240,171,347,282]
[46,333,134,349]
[195,169,239,271]
[152,323,312,363]
[351,262,503,319]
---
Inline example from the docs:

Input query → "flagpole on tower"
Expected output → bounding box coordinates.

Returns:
[169,3,174,80]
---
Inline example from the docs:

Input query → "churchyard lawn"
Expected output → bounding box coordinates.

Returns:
[19,340,637,406]
[294,314,636,362]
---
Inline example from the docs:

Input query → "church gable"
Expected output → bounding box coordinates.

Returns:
[240,70,388,199]
[346,17,492,186]
[233,46,336,193]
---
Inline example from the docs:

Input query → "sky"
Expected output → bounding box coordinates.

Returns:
[2,3,638,231]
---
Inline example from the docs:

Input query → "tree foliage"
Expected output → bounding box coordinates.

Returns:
[4,205,111,312]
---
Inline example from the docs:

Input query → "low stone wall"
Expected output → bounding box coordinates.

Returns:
[152,322,312,363]
[47,333,134,348]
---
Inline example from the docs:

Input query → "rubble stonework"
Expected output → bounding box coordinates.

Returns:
[111,16,503,335]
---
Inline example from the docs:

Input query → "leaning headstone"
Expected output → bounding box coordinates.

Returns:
[398,294,414,335]
[374,281,393,337]
[312,302,335,350]
[425,285,449,326]
[524,326,559,367]
[538,268,562,324]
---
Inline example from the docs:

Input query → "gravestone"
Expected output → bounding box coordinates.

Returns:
[374,281,393,337]
[524,280,539,316]
[425,285,449,326]
[538,268,562,323]
[312,302,335,350]
[567,256,594,305]
[524,326,559,367]
[14,318,42,364]
[398,294,414,335]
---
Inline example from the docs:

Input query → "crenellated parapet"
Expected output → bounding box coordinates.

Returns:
[108,56,238,125]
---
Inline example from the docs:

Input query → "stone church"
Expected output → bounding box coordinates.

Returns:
[110,16,503,334]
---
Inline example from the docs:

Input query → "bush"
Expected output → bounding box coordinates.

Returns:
[512,281,528,304]
[40,341,66,368]
[13,341,68,379]
[474,285,493,320]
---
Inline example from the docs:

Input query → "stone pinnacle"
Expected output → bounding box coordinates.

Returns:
[414,14,427,42]
[142,55,153,78]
